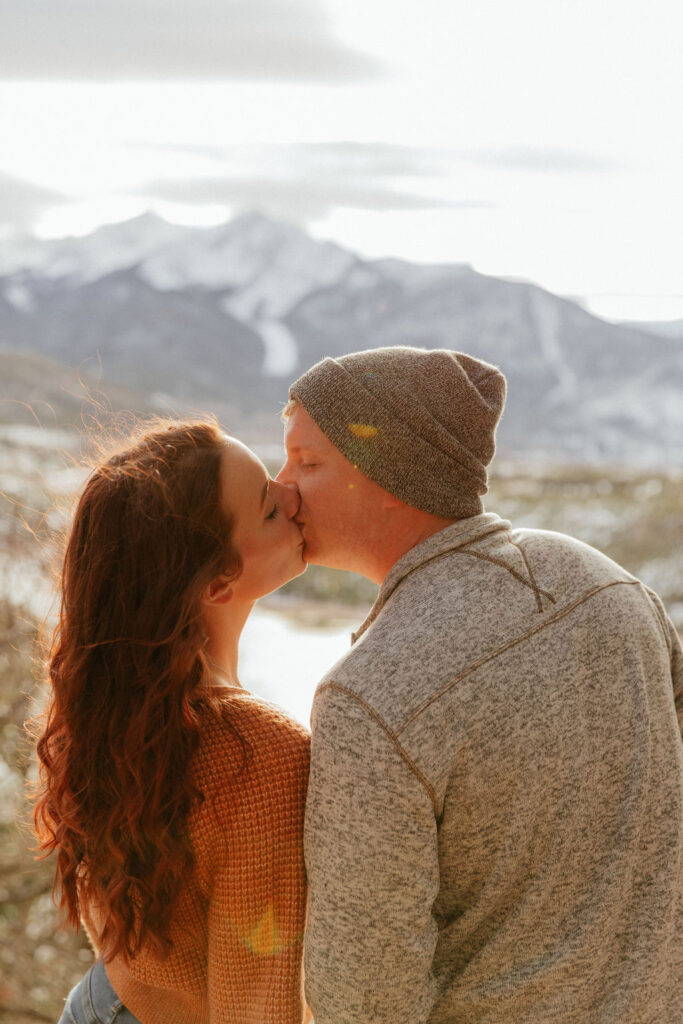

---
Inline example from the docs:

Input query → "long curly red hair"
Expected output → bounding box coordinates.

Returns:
[32,418,243,962]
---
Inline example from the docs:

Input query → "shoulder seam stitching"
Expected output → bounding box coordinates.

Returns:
[506,535,556,611]
[316,681,440,816]
[396,578,641,735]
[456,543,555,611]
[352,523,511,643]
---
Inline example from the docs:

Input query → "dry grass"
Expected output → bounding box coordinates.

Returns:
[0,598,94,1023]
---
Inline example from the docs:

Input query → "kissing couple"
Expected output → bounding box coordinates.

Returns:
[36,346,683,1024]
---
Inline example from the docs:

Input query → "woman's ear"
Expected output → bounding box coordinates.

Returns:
[204,575,234,606]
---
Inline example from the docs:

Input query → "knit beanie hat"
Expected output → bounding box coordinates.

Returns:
[288,346,506,519]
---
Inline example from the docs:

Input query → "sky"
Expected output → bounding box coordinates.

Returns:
[1,0,682,322]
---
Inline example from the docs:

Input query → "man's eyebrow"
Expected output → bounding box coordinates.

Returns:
[286,442,319,454]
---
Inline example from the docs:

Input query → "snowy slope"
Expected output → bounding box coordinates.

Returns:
[2,211,358,378]
[2,210,682,462]
[143,210,355,314]
[0,213,188,284]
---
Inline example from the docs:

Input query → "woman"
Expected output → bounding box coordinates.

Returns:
[32,419,310,1024]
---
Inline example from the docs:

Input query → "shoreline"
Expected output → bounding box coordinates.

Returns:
[258,592,372,629]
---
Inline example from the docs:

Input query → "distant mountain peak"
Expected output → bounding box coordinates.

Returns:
[2,211,683,464]
[230,207,293,231]
[140,209,355,309]
[91,209,169,233]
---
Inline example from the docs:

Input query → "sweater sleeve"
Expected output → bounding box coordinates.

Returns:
[304,683,440,1024]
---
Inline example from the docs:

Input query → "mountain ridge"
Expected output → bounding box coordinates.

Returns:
[1,211,680,462]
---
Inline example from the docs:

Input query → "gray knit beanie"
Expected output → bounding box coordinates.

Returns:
[288,346,506,519]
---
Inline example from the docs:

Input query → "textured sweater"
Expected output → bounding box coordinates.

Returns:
[84,689,310,1024]
[304,513,683,1024]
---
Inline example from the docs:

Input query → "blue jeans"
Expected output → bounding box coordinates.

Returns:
[58,960,141,1024]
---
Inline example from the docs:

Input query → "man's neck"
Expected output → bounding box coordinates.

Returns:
[364,513,459,585]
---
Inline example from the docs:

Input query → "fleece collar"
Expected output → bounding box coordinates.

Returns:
[352,513,511,644]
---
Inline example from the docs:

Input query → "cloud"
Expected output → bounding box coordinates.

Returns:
[253,142,451,178]
[463,146,626,174]
[297,142,626,177]
[0,0,385,82]
[127,141,495,221]
[0,172,67,233]
[135,175,491,221]
[128,139,459,182]
[131,140,622,181]
[1,140,611,239]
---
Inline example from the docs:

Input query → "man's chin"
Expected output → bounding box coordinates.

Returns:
[301,545,321,566]
[297,536,338,570]
[296,533,314,564]
[302,551,338,570]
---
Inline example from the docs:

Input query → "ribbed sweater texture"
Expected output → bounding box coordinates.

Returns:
[83,690,310,1024]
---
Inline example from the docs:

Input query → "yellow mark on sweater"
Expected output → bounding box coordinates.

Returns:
[348,423,378,439]
[230,904,303,956]
[246,905,281,955]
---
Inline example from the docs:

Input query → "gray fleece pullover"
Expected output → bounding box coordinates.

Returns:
[304,513,683,1024]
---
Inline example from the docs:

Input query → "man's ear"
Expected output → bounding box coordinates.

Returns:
[204,575,234,606]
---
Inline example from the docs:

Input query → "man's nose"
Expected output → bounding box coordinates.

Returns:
[275,461,291,485]
[279,480,301,519]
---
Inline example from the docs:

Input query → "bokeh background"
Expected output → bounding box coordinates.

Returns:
[1,1,682,1018]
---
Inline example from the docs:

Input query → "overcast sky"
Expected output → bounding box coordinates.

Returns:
[1,0,682,320]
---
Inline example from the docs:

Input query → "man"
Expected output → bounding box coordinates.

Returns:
[277,346,683,1024]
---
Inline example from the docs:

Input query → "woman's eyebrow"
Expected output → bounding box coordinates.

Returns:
[260,480,269,510]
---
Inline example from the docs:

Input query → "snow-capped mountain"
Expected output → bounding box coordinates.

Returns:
[1,211,682,462]
[0,213,188,288]
[1,211,356,380]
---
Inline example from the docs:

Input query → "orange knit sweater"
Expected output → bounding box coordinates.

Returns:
[83,688,310,1024]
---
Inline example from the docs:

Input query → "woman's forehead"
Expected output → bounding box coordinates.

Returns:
[220,440,268,517]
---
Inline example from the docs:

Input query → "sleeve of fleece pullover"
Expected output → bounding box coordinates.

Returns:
[304,683,440,1024]
[646,587,683,739]
[670,620,683,738]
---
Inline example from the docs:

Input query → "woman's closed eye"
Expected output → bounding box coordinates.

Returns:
[267,503,280,520]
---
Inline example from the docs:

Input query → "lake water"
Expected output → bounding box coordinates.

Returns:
[2,558,363,730]
[0,598,361,820]
[0,539,363,730]
[239,605,361,726]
